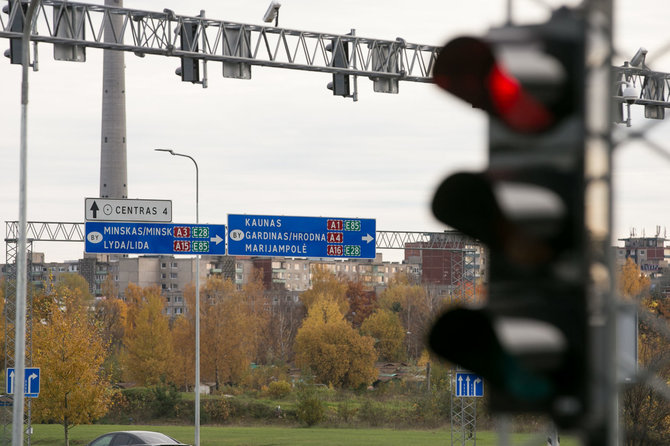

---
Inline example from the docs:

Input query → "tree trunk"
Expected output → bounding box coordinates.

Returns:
[63,417,69,446]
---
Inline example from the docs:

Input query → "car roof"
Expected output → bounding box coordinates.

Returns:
[92,431,187,446]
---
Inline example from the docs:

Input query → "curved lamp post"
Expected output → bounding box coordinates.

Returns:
[155,148,200,446]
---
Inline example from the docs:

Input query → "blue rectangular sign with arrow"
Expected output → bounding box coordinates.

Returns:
[85,222,227,255]
[227,214,376,259]
[6,367,40,398]
[455,372,484,397]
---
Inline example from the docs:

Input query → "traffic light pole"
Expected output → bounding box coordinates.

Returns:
[584,1,618,445]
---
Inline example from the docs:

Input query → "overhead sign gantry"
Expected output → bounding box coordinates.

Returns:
[0,0,440,98]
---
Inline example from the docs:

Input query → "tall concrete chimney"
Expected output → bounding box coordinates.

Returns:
[99,0,127,198]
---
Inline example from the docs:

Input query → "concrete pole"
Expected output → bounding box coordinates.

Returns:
[100,0,127,198]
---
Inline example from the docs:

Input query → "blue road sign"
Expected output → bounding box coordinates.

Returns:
[455,372,484,397]
[85,222,227,255]
[6,367,40,398]
[227,214,376,259]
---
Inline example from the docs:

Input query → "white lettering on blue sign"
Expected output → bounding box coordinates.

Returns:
[244,218,282,228]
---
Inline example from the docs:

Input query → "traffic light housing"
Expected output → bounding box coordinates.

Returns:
[3,0,28,64]
[176,21,200,83]
[326,37,351,97]
[428,7,588,428]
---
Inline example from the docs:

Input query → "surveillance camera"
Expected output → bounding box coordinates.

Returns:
[263,1,281,23]
[622,84,639,104]
[629,47,647,68]
[163,8,176,21]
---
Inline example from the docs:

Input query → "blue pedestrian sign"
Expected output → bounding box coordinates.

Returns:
[85,222,227,255]
[6,367,40,398]
[227,214,376,259]
[455,372,484,397]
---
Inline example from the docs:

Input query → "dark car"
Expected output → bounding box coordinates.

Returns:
[87,431,189,446]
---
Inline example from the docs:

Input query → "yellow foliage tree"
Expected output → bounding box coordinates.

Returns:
[300,266,349,314]
[170,315,194,391]
[619,260,669,444]
[202,277,257,388]
[94,297,128,382]
[294,297,377,388]
[53,273,94,311]
[123,283,146,329]
[619,257,651,299]
[184,276,261,389]
[378,275,430,359]
[122,288,175,385]
[361,309,406,362]
[32,299,113,446]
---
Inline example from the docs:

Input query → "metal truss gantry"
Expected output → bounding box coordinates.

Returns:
[2,230,33,446]
[2,0,670,109]
[4,223,481,314]
[0,0,438,87]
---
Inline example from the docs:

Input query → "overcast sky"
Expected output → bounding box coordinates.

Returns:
[1,0,670,263]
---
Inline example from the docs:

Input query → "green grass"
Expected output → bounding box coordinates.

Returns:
[29,424,580,446]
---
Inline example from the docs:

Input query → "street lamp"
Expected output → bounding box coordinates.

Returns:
[155,148,201,446]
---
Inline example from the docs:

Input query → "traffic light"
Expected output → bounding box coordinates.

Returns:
[428,7,588,428]
[176,21,200,83]
[326,37,351,97]
[3,0,28,64]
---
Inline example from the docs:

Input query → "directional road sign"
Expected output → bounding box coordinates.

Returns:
[455,372,484,397]
[85,198,172,222]
[227,214,376,259]
[6,367,40,398]
[85,222,226,255]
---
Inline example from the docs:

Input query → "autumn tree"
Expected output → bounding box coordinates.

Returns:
[32,297,113,446]
[241,270,272,363]
[122,286,175,385]
[123,283,146,329]
[300,266,349,314]
[53,273,94,311]
[361,309,406,362]
[619,258,670,445]
[190,276,258,389]
[294,297,377,388]
[619,257,651,299]
[101,275,119,299]
[346,280,377,328]
[93,297,127,382]
[622,294,670,445]
[378,274,431,359]
[170,315,194,391]
[266,289,305,363]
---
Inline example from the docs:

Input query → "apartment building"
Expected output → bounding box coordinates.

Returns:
[1,250,463,316]
[616,227,670,278]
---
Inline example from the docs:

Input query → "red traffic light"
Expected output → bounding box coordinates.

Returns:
[433,36,554,133]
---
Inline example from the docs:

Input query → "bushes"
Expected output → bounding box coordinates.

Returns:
[201,398,232,423]
[337,400,358,423]
[268,380,292,399]
[295,384,325,427]
[358,400,386,427]
[151,383,181,418]
[101,378,455,429]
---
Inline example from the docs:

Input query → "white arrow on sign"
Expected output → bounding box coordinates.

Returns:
[28,373,38,394]
[210,234,223,245]
[362,234,374,243]
[8,370,14,394]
